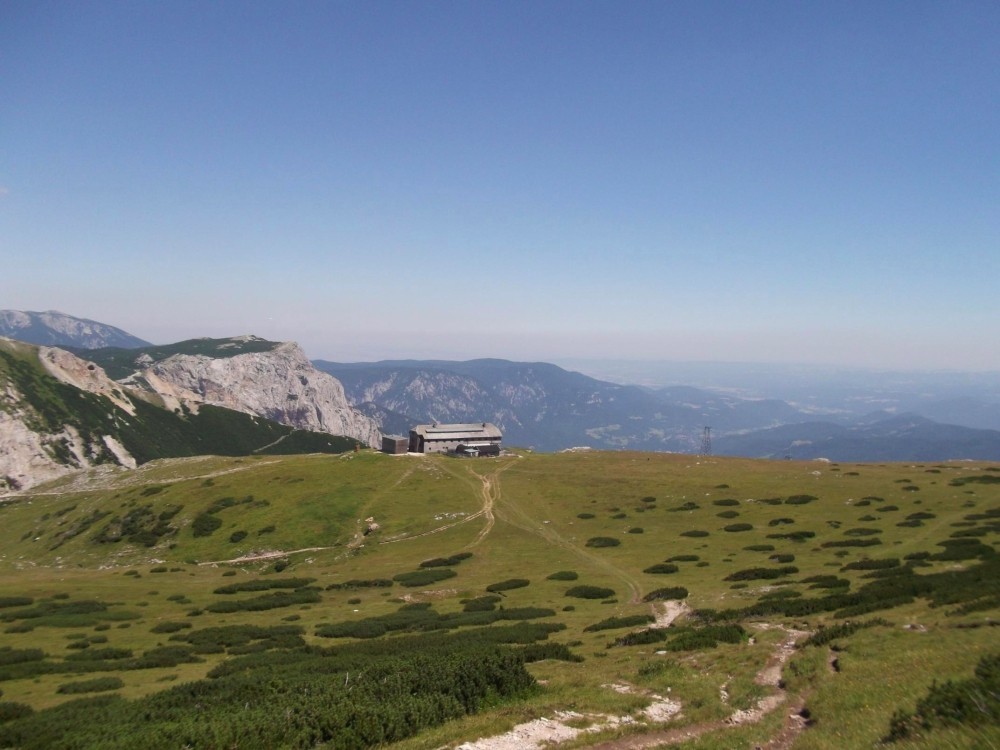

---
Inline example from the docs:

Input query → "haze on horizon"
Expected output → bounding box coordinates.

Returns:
[2,2,998,371]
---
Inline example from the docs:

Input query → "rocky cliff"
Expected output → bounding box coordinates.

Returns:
[0,340,137,492]
[137,341,382,448]
[0,337,370,493]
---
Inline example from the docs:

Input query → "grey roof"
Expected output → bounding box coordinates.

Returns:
[411,422,502,440]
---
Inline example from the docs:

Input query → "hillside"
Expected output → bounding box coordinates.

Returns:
[0,310,151,349]
[0,338,361,492]
[0,450,995,749]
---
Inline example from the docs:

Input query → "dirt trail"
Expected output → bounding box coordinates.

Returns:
[472,624,812,750]
[377,463,502,547]
[474,463,645,604]
[650,600,690,628]
[197,546,339,565]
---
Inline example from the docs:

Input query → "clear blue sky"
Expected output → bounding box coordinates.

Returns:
[2,1,998,369]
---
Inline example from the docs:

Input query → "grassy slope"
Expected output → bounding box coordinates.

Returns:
[0,451,996,748]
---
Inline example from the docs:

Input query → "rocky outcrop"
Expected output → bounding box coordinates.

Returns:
[141,341,382,447]
[39,346,137,415]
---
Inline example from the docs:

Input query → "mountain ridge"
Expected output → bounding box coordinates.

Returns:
[0,310,151,349]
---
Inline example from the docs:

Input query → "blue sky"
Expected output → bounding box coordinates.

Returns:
[2,1,998,369]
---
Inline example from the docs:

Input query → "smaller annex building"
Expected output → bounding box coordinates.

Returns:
[381,435,409,455]
[408,423,502,456]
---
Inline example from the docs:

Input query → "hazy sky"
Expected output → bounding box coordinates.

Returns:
[2,2,998,369]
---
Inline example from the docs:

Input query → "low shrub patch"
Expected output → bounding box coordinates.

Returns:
[666,555,699,562]
[724,566,798,582]
[680,530,709,538]
[546,571,578,581]
[584,615,654,632]
[842,558,900,571]
[56,677,124,694]
[723,523,753,532]
[785,495,817,505]
[642,587,688,602]
[821,539,882,548]
[643,564,679,575]
[419,552,472,568]
[585,537,621,548]
[883,653,1000,742]
[392,569,458,587]
[326,579,393,590]
[767,531,815,541]
[565,586,616,600]
[486,579,530,593]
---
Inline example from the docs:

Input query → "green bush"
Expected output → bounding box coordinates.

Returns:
[462,596,501,612]
[642,587,688,602]
[842,558,900,571]
[585,537,621,548]
[392,569,458,587]
[419,553,472,568]
[584,615,654,632]
[643,564,679,575]
[884,652,1000,742]
[565,586,615,600]
[716,510,739,519]
[150,621,192,634]
[229,531,248,543]
[724,566,798,582]
[723,523,753,532]
[0,702,33,722]
[56,677,124,694]
[486,579,530,593]
[191,514,222,538]
[713,499,740,506]
[546,571,578,581]
[680,530,709,538]
[785,495,818,505]
[326,579,393,590]
[214,578,316,595]
[665,554,699,562]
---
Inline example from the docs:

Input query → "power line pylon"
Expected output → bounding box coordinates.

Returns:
[700,426,712,456]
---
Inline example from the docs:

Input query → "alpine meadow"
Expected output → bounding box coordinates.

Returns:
[0,449,996,749]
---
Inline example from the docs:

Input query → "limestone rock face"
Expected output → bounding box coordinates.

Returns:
[143,342,382,447]
[0,342,136,493]
[39,346,137,415]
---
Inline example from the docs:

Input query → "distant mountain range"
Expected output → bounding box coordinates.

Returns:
[0,310,151,349]
[3,311,999,465]
[315,359,1000,460]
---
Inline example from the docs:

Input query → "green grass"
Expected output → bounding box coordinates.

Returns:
[0,450,997,748]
